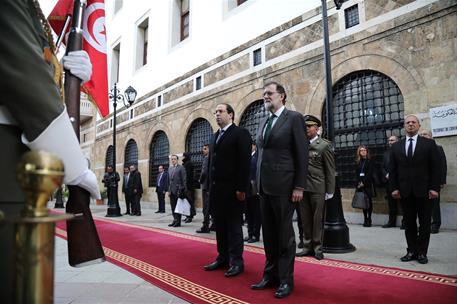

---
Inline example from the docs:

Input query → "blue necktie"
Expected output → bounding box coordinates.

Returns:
[216,129,225,143]
[407,138,413,158]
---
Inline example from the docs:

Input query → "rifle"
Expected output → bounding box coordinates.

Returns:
[64,0,105,267]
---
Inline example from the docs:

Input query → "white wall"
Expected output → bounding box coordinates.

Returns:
[105,0,321,102]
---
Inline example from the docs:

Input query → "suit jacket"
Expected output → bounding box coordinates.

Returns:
[199,155,209,191]
[248,150,259,197]
[168,164,187,196]
[127,170,143,196]
[381,148,392,184]
[155,171,169,194]
[389,136,440,198]
[183,159,195,190]
[256,108,307,196]
[437,144,447,185]
[305,137,336,194]
[122,173,129,193]
[208,124,251,214]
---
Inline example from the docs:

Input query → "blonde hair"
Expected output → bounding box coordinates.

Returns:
[355,145,371,164]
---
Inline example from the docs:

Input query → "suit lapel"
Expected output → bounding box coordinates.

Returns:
[258,117,268,147]
[216,124,235,147]
[266,108,288,143]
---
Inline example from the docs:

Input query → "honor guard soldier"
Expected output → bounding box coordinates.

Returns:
[0,1,100,302]
[296,115,336,260]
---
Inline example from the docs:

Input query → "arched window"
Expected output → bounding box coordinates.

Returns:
[149,131,170,187]
[239,99,268,141]
[185,118,213,188]
[105,145,114,169]
[323,70,405,187]
[124,139,138,168]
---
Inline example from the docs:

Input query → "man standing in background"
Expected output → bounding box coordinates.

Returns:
[295,115,335,260]
[128,164,143,216]
[155,165,169,213]
[419,129,447,234]
[167,155,187,227]
[122,166,131,215]
[197,144,211,233]
[382,135,400,228]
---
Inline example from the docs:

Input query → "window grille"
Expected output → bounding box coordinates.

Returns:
[253,48,262,66]
[322,70,405,187]
[345,4,359,28]
[105,145,114,169]
[149,131,170,187]
[124,139,139,167]
[185,118,213,188]
[239,99,268,142]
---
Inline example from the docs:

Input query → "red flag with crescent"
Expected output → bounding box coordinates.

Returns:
[48,0,109,118]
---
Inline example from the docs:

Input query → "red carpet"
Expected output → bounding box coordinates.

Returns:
[55,217,457,304]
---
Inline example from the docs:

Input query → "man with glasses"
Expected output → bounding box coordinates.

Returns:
[251,82,307,298]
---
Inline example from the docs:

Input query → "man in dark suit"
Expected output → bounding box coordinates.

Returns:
[197,144,211,233]
[389,115,440,264]
[381,135,400,228]
[245,141,261,243]
[122,167,131,215]
[155,165,169,213]
[203,103,251,278]
[251,81,307,299]
[296,115,335,260]
[167,155,187,227]
[128,164,143,216]
[182,152,196,223]
[419,129,447,234]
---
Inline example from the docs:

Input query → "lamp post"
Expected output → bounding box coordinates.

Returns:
[321,0,356,253]
[105,83,137,217]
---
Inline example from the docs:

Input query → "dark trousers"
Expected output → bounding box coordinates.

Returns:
[385,187,398,224]
[214,210,244,267]
[202,189,210,227]
[246,195,261,239]
[170,193,181,223]
[124,193,131,214]
[156,191,165,212]
[362,196,373,222]
[187,189,196,218]
[431,196,441,229]
[402,195,433,255]
[131,193,141,215]
[259,193,296,285]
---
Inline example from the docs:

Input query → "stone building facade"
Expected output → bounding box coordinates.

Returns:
[82,0,456,228]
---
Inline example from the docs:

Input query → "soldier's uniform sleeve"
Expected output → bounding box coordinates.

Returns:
[322,141,336,194]
[0,0,64,138]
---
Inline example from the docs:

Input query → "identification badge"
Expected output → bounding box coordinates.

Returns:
[360,173,365,177]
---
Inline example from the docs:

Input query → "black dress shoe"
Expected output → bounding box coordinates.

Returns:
[172,222,181,227]
[382,223,396,228]
[123,212,131,215]
[418,254,428,264]
[295,250,313,257]
[297,241,304,249]
[196,227,210,233]
[315,251,324,260]
[244,236,250,242]
[184,217,193,223]
[247,237,259,243]
[400,252,418,262]
[224,265,244,277]
[251,278,278,290]
[275,283,293,299]
[155,210,161,213]
[204,260,228,271]
[168,221,176,227]
[135,213,141,216]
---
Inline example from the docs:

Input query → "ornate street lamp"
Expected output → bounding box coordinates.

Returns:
[106,83,137,217]
[321,0,355,253]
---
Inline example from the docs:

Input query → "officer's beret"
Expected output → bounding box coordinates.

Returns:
[304,115,321,127]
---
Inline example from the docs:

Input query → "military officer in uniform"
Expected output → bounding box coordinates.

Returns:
[0,1,100,302]
[295,115,335,260]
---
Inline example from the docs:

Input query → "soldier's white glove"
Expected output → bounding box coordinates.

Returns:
[22,108,101,200]
[62,50,92,84]
[325,193,334,200]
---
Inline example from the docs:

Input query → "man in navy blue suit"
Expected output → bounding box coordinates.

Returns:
[155,165,169,213]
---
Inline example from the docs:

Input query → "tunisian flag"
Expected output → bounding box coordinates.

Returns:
[48,0,109,118]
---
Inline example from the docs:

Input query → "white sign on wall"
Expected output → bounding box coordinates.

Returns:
[430,104,457,137]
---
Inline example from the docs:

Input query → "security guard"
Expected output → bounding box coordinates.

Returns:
[0,1,100,302]
[295,115,336,260]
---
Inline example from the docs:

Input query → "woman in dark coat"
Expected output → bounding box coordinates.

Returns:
[355,145,376,227]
